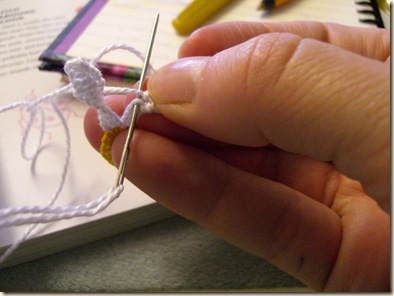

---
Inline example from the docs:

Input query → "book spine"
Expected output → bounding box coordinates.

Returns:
[38,0,142,82]
[39,0,104,62]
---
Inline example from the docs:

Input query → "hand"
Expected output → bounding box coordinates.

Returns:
[84,21,390,291]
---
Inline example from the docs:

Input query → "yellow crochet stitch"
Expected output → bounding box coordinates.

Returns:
[100,127,125,165]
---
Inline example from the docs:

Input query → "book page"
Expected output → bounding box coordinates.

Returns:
[67,0,377,69]
[0,0,157,251]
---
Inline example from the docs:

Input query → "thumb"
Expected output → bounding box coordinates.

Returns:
[148,32,390,208]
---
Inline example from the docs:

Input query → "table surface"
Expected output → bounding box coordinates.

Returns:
[0,215,310,292]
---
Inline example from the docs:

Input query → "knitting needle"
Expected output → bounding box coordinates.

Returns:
[115,13,160,187]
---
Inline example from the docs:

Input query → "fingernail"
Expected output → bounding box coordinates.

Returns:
[148,57,208,104]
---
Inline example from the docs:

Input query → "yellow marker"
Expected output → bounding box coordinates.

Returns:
[377,0,390,15]
[172,0,232,35]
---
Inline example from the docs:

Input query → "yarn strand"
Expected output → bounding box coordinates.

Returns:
[0,185,123,228]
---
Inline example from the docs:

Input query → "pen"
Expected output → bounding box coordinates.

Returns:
[258,0,291,10]
[172,0,232,35]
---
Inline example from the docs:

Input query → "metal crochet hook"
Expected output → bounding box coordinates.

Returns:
[115,13,160,187]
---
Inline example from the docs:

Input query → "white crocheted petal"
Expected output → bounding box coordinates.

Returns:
[98,111,123,131]
[64,57,124,131]
[64,57,158,131]
[64,57,105,106]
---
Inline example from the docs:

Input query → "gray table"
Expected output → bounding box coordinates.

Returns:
[0,215,308,292]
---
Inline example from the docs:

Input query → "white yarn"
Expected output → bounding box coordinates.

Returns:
[0,185,124,228]
[20,106,46,161]
[0,44,158,265]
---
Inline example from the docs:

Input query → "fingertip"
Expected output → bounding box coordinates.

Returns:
[179,23,240,57]
[178,27,215,58]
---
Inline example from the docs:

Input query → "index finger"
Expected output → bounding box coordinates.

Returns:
[179,21,390,62]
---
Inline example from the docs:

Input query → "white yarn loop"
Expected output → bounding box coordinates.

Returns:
[0,44,158,265]
[20,106,46,161]
[90,44,154,75]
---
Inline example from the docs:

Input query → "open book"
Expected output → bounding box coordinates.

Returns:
[0,0,173,269]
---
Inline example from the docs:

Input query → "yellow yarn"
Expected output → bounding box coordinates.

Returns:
[100,127,124,165]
